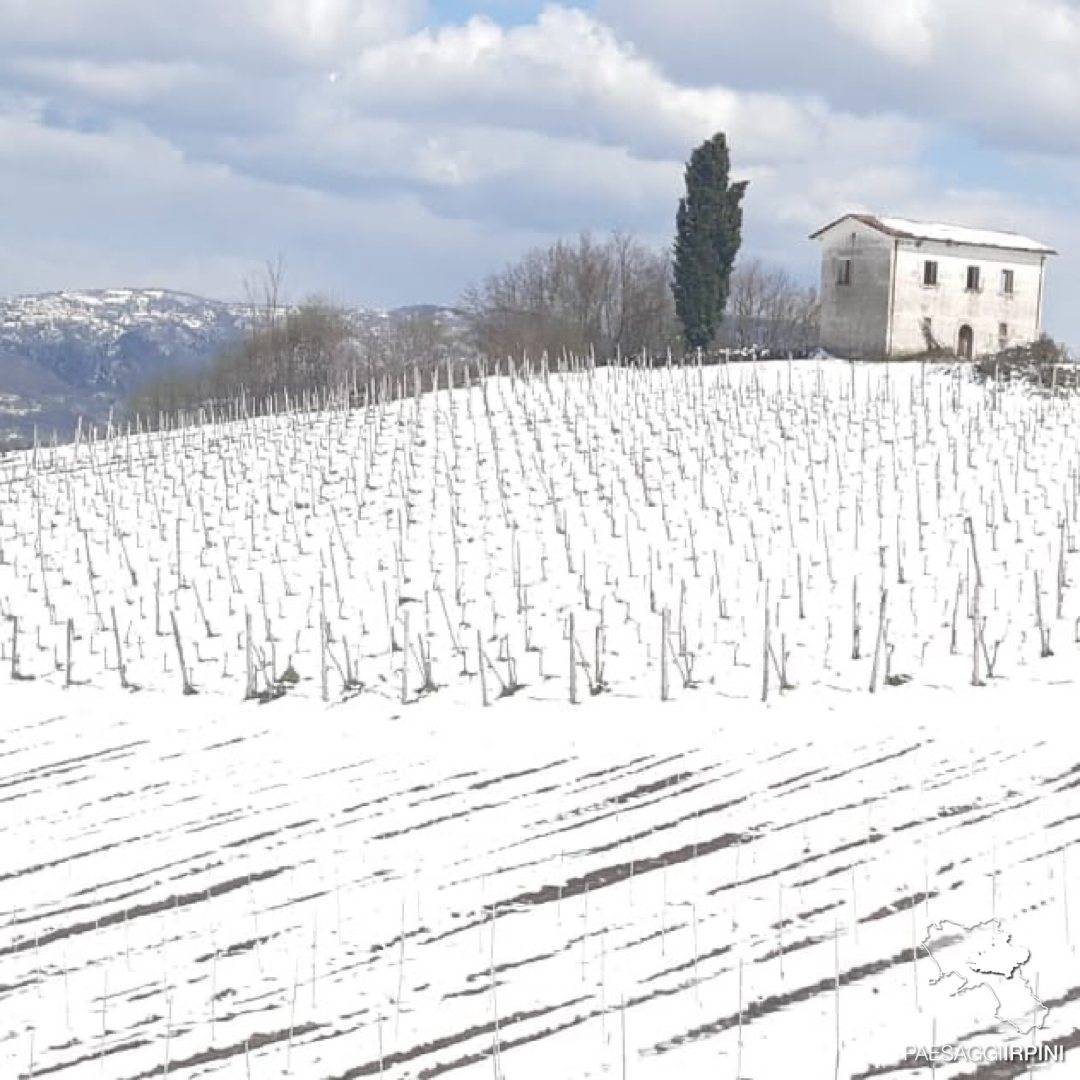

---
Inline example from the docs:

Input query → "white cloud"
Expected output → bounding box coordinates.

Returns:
[599,0,1080,156]
[828,0,934,64]
[8,57,207,105]
[1,5,924,223]
[0,107,553,306]
[0,0,422,68]
[338,9,854,163]
[259,0,422,63]
[0,0,1077,346]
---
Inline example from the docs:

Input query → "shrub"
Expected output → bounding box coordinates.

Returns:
[973,335,1077,392]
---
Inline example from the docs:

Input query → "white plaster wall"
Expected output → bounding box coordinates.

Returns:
[888,243,1046,357]
[817,220,895,358]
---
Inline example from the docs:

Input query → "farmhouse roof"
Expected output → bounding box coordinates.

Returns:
[809,213,1056,255]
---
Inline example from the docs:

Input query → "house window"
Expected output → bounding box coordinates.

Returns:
[999,322,1009,342]
[966,266,981,292]
[837,258,852,286]
[1001,269,1015,295]
[923,260,938,286]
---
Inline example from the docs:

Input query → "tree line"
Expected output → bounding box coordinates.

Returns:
[129,269,459,418]
[129,132,819,419]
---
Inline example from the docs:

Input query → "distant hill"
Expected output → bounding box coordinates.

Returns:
[0,289,467,449]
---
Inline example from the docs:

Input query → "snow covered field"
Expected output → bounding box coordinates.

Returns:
[2,359,1080,1078]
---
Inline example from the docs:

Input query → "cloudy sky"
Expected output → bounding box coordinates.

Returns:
[1,0,1077,343]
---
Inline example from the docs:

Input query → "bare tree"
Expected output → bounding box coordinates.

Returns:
[243,255,289,387]
[463,231,679,360]
[346,308,455,389]
[129,296,358,418]
[721,258,820,353]
[244,255,287,333]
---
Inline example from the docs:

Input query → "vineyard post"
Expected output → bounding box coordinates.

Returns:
[320,609,329,704]
[490,904,502,1077]
[851,577,861,660]
[111,607,130,690]
[737,956,744,1079]
[762,582,771,703]
[620,994,627,1080]
[964,517,985,686]
[660,607,670,702]
[1058,519,1067,619]
[569,612,578,705]
[169,612,195,695]
[401,608,410,705]
[778,880,785,979]
[478,629,489,707]
[1034,571,1053,657]
[869,589,888,693]
[834,920,841,1080]
[9,615,19,680]
[395,890,406,1038]
[245,612,256,699]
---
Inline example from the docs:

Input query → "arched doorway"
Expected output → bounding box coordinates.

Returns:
[958,324,974,360]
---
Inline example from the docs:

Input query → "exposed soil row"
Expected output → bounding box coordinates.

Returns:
[1,867,287,956]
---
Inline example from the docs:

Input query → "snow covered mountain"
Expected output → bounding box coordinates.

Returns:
[0,288,251,398]
[0,288,467,448]
[0,289,251,448]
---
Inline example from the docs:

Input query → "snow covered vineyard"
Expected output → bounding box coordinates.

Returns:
[3,359,1080,1077]
[6,360,1080,703]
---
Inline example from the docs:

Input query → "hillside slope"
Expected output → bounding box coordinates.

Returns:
[0,359,1077,1077]
[0,289,468,447]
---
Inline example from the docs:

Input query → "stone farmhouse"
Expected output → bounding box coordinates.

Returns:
[810,214,1055,359]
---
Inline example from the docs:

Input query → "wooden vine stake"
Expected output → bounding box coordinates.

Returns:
[569,612,578,705]
[869,589,887,693]
[244,611,257,700]
[851,577,861,660]
[320,609,329,704]
[478,629,489,708]
[762,583,771,703]
[9,615,19,680]
[1034,570,1053,658]
[620,993,627,1080]
[964,516,985,686]
[111,606,131,690]
[661,607,670,702]
[834,918,842,1080]
[169,612,196,695]
[401,607,410,705]
[1057,519,1067,620]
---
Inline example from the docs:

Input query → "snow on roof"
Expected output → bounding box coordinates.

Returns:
[810,213,1056,255]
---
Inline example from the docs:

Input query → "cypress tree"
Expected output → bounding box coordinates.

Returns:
[673,133,748,350]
